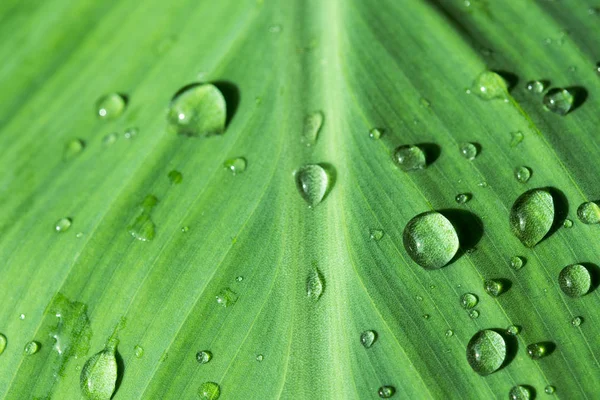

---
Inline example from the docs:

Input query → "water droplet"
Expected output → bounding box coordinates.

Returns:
[563,219,573,228]
[509,188,554,247]
[235,276,244,282]
[509,385,532,400]
[393,145,426,171]
[510,131,524,147]
[64,139,85,161]
[76,232,84,238]
[445,329,454,338]
[55,217,72,233]
[420,97,431,108]
[123,127,138,139]
[369,229,384,241]
[224,157,247,175]
[19,313,25,320]
[378,386,395,398]
[0,334,5,355]
[478,181,488,188]
[459,142,478,160]
[558,264,591,297]
[369,128,382,139]
[268,24,282,33]
[403,212,459,270]
[472,71,508,100]
[545,385,556,394]
[455,193,471,204]
[571,316,583,327]
[514,166,532,183]
[306,268,324,301]
[526,342,551,359]
[484,279,506,297]
[196,350,212,364]
[506,325,520,336]
[24,341,40,355]
[422,314,430,320]
[167,83,226,137]
[543,88,574,115]
[96,93,127,119]
[510,256,524,270]
[415,295,423,301]
[526,80,546,94]
[256,354,264,361]
[134,345,144,358]
[466,330,506,375]
[128,195,158,242]
[302,111,324,146]
[468,309,480,319]
[295,164,330,207]
[577,201,600,224]
[360,330,377,348]
[215,288,238,307]
[198,382,220,400]
[181,226,189,233]
[460,293,478,309]
[80,344,118,400]
[168,170,183,184]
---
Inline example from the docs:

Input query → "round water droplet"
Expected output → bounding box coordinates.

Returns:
[369,128,382,140]
[509,189,554,248]
[506,325,520,336]
[181,226,189,233]
[577,201,600,224]
[455,193,471,204]
[543,88,574,115]
[510,256,524,270]
[545,385,556,394]
[302,111,324,146]
[466,330,506,375]
[198,381,220,400]
[64,139,85,161]
[472,71,508,100]
[196,350,212,364]
[0,334,6,355]
[360,330,377,348]
[526,80,546,94]
[403,212,459,270]
[509,385,532,400]
[81,348,118,400]
[514,166,532,183]
[563,219,573,228]
[460,293,478,309]
[256,354,264,362]
[459,142,478,160]
[558,264,591,297]
[445,329,454,338]
[571,316,583,327]
[124,127,138,139]
[235,276,243,282]
[19,314,25,320]
[167,83,226,137]
[510,131,524,147]
[224,157,247,175]
[55,218,72,233]
[168,170,183,184]
[369,229,384,241]
[469,309,480,319]
[526,342,551,359]
[134,345,144,358]
[484,279,506,297]
[478,181,488,188]
[295,164,330,207]
[422,314,430,320]
[103,133,118,146]
[393,145,426,171]
[378,386,395,398]
[24,341,40,355]
[96,93,127,119]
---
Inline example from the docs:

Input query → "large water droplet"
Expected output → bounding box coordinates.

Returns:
[360,330,377,348]
[80,348,117,400]
[295,164,330,207]
[558,264,591,297]
[509,385,532,400]
[378,386,395,398]
[167,83,226,137]
[55,217,72,233]
[526,80,546,94]
[196,350,212,364]
[198,382,221,400]
[215,288,238,307]
[526,342,552,359]
[484,279,506,297]
[96,93,127,119]
[514,166,532,183]
[64,139,85,161]
[577,201,600,224]
[306,268,324,301]
[302,111,324,146]
[466,330,506,375]
[24,340,40,355]
[0,334,6,355]
[224,157,247,175]
[472,71,508,100]
[403,212,459,270]
[509,189,554,247]
[393,145,426,171]
[460,293,478,309]
[543,88,574,115]
[459,142,478,160]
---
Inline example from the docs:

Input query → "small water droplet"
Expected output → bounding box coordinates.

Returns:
[460,293,478,309]
[196,350,212,364]
[510,131,524,147]
[445,329,454,338]
[134,345,144,358]
[514,166,532,183]
[215,288,238,307]
[268,24,282,33]
[64,139,85,161]
[526,80,546,94]
[559,264,591,297]
[568,65,577,72]
[484,279,506,297]
[369,128,382,139]
[181,226,189,233]
[198,381,220,400]
[224,157,247,175]
[80,345,118,399]
[393,145,426,171]
[459,142,478,160]
[124,127,138,139]
[19,313,25,320]
[466,330,506,375]
[369,229,384,241]
[306,268,324,301]
[360,330,377,348]
[0,334,5,355]
[96,93,127,119]
[168,170,183,184]
[455,193,471,204]
[422,314,430,320]
[415,295,423,301]
[477,181,488,188]
[543,88,574,115]
[403,212,459,270]
[419,97,431,108]
[545,385,556,394]
[302,111,324,146]
[24,340,40,355]
[510,256,524,270]
[472,71,508,100]
[506,325,520,336]
[295,164,331,207]
[378,386,395,398]
[468,309,480,319]
[509,188,554,248]
[526,342,551,359]
[235,276,244,282]
[128,195,158,242]
[577,201,600,224]
[571,316,583,327]
[563,219,573,228]
[76,232,84,238]
[167,83,226,137]
[55,218,72,233]
[103,133,118,145]
[509,385,532,400]
[256,354,264,361]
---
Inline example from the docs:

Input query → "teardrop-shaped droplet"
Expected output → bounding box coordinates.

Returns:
[302,111,324,146]
[466,330,506,375]
[455,193,471,204]
[484,279,506,297]
[510,256,524,270]
[509,189,554,247]
[459,142,478,160]
[369,128,382,140]
[80,348,118,400]
[369,229,384,241]
[510,131,524,147]
[168,170,183,184]
[577,201,600,224]
[393,145,426,171]
[64,139,85,161]
[198,382,221,400]
[514,166,532,183]
[306,268,324,301]
[167,83,226,137]
[472,71,508,100]
[460,293,478,309]
[196,350,212,364]
[526,342,551,359]
[295,164,330,207]
[128,195,158,242]
[96,93,127,119]
[224,157,247,175]
[55,217,72,233]
[24,341,40,355]
[0,334,6,355]
[215,288,238,307]
[571,316,583,327]
[526,80,546,94]
[403,212,459,269]
[558,264,591,297]
[543,88,574,115]
[378,386,395,398]
[545,385,556,394]
[509,385,532,400]
[360,330,377,348]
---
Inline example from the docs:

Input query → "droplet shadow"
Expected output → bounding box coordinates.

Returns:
[491,328,518,372]
[494,278,513,295]
[320,163,337,203]
[566,86,587,113]
[493,70,518,91]
[581,262,600,293]
[540,187,568,244]
[439,209,484,265]
[417,143,441,167]
[113,350,125,398]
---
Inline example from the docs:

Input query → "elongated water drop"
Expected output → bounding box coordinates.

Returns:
[128,195,158,242]
[360,330,377,348]
[64,139,85,161]
[295,164,330,207]
[302,111,324,146]
[403,212,459,269]
[510,131,524,147]
[577,201,600,224]
[96,93,127,119]
[393,145,426,171]
[460,293,478,309]
[198,382,220,400]
[459,142,478,160]
[526,80,546,94]
[472,71,508,100]
[306,268,324,301]
[558,264,591,297]
[0,334,6,355]
[378,386,395,398]
[55,218,72,233]
[543,88,574,115]
[224,157,247,175]
[514,166,531,183]
[509,385,532,400]
[526,342,552,359]
[80,348,117,400]
[509,189,554,247]
[24,341,40,355]
[167,83,226,137]
[466,330,506,375]
[196,350,212,364]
